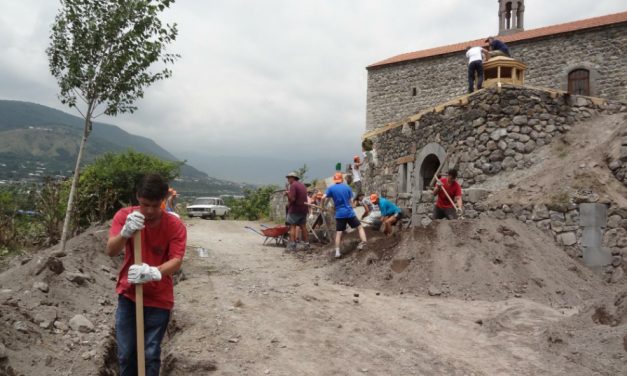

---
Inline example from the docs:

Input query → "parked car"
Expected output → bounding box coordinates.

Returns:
[186,197,230,219]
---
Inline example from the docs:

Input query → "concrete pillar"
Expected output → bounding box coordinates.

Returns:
[579,203,612,267]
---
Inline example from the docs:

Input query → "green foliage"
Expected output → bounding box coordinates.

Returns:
[77,150,181,225]
[34,178,69,245]
[294,164,308,182]
[47,0,179,116]
[225,186,278,221]
[0,185,39,253]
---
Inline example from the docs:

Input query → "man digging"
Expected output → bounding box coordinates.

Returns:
[323,172,367,258]
[106,173,187,376]
[432,168,463,220]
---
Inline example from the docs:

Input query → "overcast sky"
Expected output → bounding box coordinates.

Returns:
[1,1,625,183]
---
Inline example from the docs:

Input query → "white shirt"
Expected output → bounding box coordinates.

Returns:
[466,47,484,64]
[352,165,361,182]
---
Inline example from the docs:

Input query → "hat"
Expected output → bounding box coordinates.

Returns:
[333,172,343,183]
[370,193,379,203]
[286,172,300,180]
[354,155,360,162]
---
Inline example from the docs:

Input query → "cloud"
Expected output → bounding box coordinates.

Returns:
[0,0,625,182]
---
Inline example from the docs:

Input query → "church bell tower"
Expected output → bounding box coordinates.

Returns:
[498,0,525,35]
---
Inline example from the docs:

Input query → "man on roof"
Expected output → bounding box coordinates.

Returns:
[485,36,511,58]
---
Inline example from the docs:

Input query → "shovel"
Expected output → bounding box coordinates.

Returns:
[438,182,464,220]
[133,232,146,376]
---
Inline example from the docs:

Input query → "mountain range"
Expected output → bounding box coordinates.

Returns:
[0,100,249,196]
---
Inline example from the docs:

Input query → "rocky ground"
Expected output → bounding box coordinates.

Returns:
[0,216,626,375]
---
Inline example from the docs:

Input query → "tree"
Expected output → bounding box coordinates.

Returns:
[76,150,181,226]
[226,186,278,221]
[47,0,179,251]
[294,164,309,182]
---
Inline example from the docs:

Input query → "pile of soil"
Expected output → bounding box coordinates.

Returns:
[0,225,119,376]
[323,218,616,308]
[481,112,627,208]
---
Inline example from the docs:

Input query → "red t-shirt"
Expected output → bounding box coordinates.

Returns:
[110,207,187,310]
[436,177,462,209]
[287,181,309,215]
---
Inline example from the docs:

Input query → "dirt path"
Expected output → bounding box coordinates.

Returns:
[162,219,599,376]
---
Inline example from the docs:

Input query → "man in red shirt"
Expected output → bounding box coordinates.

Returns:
[106,174,187,376]
[285,171,309,251]
[432,168,463,220]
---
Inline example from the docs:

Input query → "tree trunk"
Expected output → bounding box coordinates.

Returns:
[59,115,91,251]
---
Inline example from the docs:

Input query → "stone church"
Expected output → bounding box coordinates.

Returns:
[365,1,627,132]
[358,1,627,267]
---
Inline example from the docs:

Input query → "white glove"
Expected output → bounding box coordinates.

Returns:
[456,207,463,216]
[435,180,443,187]
[128,263,162,284]
[121,211,145,239]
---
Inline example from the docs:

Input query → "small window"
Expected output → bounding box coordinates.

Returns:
[568,69,590,96]
[411,88,417,96]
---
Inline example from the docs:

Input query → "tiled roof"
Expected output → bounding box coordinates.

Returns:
[368,10,627,69]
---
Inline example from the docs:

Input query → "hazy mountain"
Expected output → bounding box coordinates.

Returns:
[0,100,247,195]
[174,151,350,185]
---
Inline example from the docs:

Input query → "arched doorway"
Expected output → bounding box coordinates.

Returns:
[420,154,440,189]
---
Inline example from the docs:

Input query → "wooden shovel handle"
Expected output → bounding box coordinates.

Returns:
[133,232,146,376]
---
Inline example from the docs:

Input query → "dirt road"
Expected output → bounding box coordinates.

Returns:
[161,219,610,376]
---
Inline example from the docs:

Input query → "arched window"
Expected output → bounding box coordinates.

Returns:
[568,69,590,96]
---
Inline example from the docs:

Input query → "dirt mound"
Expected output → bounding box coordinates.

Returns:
[324,218,614,307]
[0,225,119,376]
[539,289,627,375]
[481,112,627,208]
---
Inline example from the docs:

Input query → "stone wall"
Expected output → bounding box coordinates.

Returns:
[362,85,626,204]
[609,127,627,187]
[366,22,627,131]
[269,190,288,223]
[415,189,627,282]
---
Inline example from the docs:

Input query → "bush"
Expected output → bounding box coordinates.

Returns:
[76,150,182,227]
[226,186,278,220]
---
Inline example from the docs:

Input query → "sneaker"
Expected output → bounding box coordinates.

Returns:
[334,249,341,258]
[357,241,366,251]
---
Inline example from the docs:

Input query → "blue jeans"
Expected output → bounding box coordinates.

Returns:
[468,60,484,93]
[115,295,170,376]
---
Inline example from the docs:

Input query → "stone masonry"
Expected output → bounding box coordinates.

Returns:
[366,21,627,131]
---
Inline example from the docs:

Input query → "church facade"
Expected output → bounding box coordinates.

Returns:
[366,1,627,131]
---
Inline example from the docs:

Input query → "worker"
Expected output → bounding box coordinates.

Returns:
[432,168,463,220]
[285,171,309,251]
[165,189,177,213]
[465,45,489,93]
[106,173,187,376]
[485,36,511,57]
[351,155,362,197]
[323,172,367,258]
[370,193,402,236]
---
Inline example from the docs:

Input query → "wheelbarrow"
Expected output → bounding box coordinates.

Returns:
[245,225,289,246]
